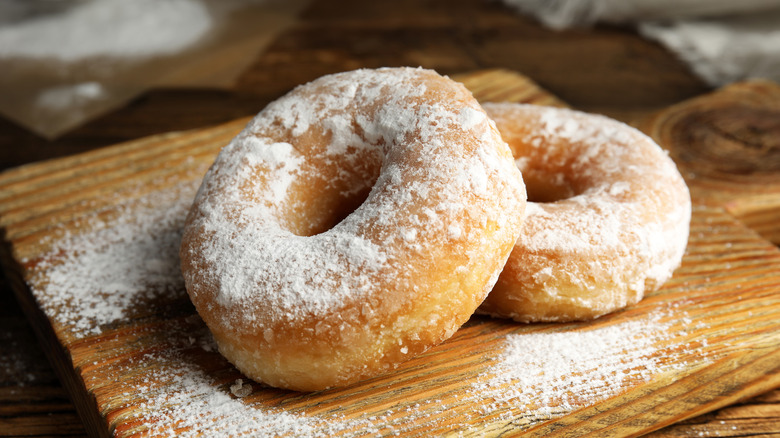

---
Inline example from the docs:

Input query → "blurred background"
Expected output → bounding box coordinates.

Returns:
[2,0,779,169]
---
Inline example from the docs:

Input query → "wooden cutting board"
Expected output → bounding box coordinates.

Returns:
[636,79,780,246]
[1,70,779,437]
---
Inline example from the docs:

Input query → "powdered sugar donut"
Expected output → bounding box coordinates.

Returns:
[479,103,690,322]
[180,68,526,391]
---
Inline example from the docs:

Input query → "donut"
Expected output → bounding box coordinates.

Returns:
[179,68,527,391]
[478,103,691,322]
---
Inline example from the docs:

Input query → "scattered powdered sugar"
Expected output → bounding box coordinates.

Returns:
[16,169,704,436]
[0,345,37,386]
[92,307,703,437]
[123,340,377,438]
[128,308,699,436]
[16,169,384,435]
[27,176,202,336]
[465,310,693,427]
[0,322,54,386]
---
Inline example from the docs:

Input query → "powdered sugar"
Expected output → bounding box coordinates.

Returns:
[27,176,203,337]
[183,68,525,331]
[15,170,705,435]
[180,67,527,390]
[15,170,381,435]
[0,322,53,386]
[128,308,698,437]
[240,137,304,206]
[15,169,379,435]
[480,103,691,321]
[465,309,696,428]
[209,228,388,316]
[458,106,487,131]
[121,333,377,438]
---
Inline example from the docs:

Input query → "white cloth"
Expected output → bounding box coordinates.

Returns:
[639,12,780,86]
[502,0,780,86]
[0,0,310,138]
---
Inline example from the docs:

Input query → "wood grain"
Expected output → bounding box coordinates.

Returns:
[645,387,780,437]
[1,70,779,437]
[637,80,780,246]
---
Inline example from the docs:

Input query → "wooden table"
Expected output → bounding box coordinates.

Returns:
[1,0,778,436]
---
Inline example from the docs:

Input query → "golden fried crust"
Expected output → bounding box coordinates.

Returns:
[180,68,526,391]
[479,103,691,322]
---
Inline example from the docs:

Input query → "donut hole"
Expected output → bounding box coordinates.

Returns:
[315,186,374,235]
[285,173,378,237]
[522,171,579,203]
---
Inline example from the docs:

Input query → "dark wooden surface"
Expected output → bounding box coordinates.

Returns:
[1,0,777,436]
